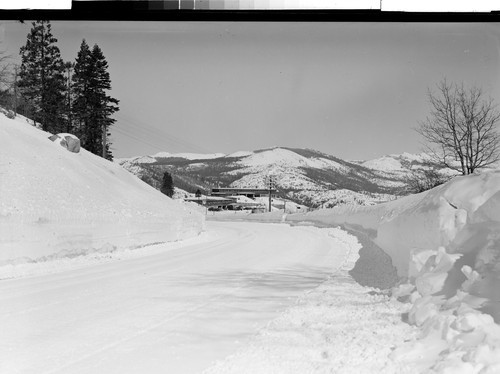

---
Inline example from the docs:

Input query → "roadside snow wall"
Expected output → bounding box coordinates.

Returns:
[287,172,500,299]
[207,169,500,371]
[0,115,205,265]
[285,171,500,373]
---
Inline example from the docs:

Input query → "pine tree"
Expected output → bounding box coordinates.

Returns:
[160,171,175,198]
[63,61,75,132]
[18,21,66,133]
[91,44,119,160]
[72,40,93,147]
[72,40,119,159]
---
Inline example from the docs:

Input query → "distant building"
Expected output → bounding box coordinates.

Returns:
[210,187,277,199]
[184,187,279,211]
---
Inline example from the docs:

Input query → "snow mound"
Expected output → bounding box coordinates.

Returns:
[284,170,500,372]
[48,133,81,153]
[0,115,204,265]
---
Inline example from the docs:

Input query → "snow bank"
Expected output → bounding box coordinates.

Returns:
[283,170,500,372]
[0,114,204,265]
[204,227,420,374]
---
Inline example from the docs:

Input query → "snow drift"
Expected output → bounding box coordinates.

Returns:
[0,114,204,265]
[282,170,500,372]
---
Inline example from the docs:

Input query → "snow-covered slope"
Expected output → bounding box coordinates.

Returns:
[0,113,204,265]
[280,170,500,372]
[358,152,432,172]
[237,147,346,170]
[116,147,413,208]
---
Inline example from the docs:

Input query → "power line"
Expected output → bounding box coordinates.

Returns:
[111,126,168,153]
[115,112,210,151]
[113,111,214,154]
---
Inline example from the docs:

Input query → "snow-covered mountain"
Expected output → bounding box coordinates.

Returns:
[116,147,451,208]
[353,152,432,172]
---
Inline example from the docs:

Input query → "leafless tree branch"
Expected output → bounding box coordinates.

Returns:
[416,80,500,175]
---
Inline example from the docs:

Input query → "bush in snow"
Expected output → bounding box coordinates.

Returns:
[404,167,452,194]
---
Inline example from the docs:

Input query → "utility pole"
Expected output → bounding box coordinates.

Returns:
[265,175,275,212]
[195,189,202,206]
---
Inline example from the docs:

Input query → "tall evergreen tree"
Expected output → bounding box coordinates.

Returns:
[160,171,174,198]
[18,20,66,133]
[91,44,119,160]
[72,40,119,159]
[71,40,93,145]
[63,61,75,132]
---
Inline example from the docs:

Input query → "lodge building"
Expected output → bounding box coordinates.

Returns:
[184,187,278,211]
[210,187,278,199]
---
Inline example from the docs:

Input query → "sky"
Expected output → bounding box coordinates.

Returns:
[1,21,500,160]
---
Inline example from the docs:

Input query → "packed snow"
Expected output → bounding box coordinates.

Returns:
[238,170,500,373]
[203,226,419,374]
[1,221,384,374]
[0,113,204,265]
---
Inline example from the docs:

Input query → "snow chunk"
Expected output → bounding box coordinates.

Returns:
[48,133,81,153]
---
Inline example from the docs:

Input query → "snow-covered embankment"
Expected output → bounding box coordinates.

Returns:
[0,114,204,266]
[286,171,500,372]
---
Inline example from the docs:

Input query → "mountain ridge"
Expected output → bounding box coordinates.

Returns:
[116,146,447,208]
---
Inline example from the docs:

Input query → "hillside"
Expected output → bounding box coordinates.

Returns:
[116,147,452,208]
[0,113,204,265]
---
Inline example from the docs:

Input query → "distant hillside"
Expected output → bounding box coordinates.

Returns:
[116,147,454,208]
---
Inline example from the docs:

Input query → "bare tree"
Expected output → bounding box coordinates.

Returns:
[0,50,16,117]
[404,166,451,194]
[0,50,11,86]
[417,80,500,175]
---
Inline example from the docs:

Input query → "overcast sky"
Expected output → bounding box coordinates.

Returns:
[2,21,500,160]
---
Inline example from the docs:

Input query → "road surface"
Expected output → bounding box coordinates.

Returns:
[0,221,349,374]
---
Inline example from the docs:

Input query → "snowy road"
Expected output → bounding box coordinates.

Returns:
[0,221,350,374]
